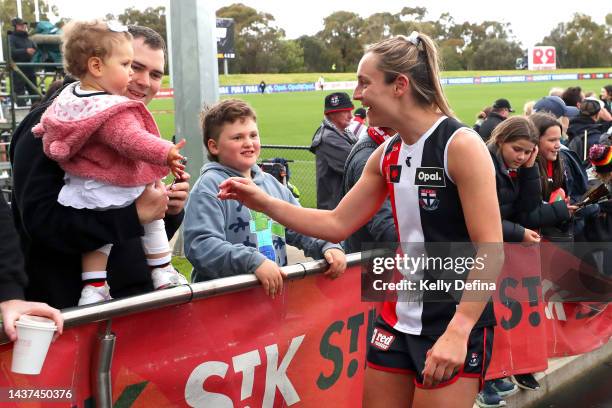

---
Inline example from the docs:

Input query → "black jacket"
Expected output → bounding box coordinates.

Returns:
[567,116,605,164]
[489,145,542,242]
[8,30,36,62]
[478,112,505,142]
[310,118,356,210]
[342,136,397,253]
[515,148,586,231]
[10,83,183,309]
[0,194,27,302]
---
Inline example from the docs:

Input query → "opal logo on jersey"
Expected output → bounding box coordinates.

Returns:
[419,188,440,211]
[414,167,446,187]
[370,328,395,351]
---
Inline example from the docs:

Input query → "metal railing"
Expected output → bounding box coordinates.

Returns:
[0,252,362,345]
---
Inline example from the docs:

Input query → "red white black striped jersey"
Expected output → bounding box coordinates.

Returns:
[379,116,495,335]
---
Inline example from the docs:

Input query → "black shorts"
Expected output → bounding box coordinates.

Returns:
[366,315,494,390]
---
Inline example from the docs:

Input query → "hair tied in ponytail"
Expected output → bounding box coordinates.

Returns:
[406,31,420,47]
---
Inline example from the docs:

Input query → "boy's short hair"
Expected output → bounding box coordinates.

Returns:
[201,99,257,162]
[62,20,132,78]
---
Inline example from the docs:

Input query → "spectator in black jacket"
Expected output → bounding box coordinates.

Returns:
[518,113,586,241]
[487,116,542,243]
[9,26,190,309]
[0,194,63,341]
[601,85,612,115]
[342,127,397,253]
[567,99,605,165]
[478,98,513,142]
[7,18,37,106]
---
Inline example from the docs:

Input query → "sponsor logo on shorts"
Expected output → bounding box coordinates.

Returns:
[468,352,480,367]
[414,167,446,187]
[370,327,395,351]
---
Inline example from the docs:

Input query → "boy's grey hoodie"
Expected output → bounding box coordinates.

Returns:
[184,162,342,282]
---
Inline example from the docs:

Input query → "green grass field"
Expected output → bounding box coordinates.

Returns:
[150,77,612,208]
[162,68,612,87]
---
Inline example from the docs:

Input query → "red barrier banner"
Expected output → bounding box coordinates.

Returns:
[0,269,378,407]
[487,243,612,378]
[0,244,609,405]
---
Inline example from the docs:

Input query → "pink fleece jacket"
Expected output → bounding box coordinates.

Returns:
[32,82,172,187]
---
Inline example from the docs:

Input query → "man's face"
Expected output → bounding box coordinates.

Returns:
[125,37,165,105]
[15,23,27,32]
[327,110,353,130]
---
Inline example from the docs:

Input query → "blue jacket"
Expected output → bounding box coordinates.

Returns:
[184,162,342,282]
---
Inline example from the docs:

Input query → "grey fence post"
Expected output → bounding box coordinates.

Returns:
[169,0,219,256]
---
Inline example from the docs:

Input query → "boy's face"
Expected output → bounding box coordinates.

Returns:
[99,39,134,95]
[208,117,260,177]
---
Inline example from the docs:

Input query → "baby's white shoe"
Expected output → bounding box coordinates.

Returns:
[152,265,188,289]
[78,283,112,306]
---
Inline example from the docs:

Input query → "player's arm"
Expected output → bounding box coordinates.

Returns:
[218,145,389,243]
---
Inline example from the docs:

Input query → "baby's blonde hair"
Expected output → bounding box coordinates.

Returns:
[62,20,132,78]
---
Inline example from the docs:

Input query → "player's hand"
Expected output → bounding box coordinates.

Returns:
[422,327,468,387]
[254,260,287,299]
[218,177,272,213]
[322,248,346,279]
[167,139,186,178]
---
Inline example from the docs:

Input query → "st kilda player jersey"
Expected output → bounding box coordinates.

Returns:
[379,116,495,335]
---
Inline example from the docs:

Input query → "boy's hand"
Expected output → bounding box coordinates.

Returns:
[524,145,539,168]
[254,260,287,299]
[167,139,186,177]
[323,248,346,279]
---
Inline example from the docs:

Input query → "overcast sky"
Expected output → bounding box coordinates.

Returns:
[47,0,609,49]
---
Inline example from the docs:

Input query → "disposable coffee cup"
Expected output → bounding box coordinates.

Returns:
[11,315,57,375]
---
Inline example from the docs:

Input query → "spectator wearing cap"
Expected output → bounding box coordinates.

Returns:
[567,98,606,166]
[8,17,37,106]
[347,107,368,139]
[478,98,514,142]
[532,95,579,138]
[310,92,357,210]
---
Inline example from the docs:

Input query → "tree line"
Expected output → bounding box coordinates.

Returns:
[3,1,611,73]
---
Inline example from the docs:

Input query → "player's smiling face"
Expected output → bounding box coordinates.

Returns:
[353,53,397,128]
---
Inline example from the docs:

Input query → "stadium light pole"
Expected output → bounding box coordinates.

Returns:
[168,0,219,255]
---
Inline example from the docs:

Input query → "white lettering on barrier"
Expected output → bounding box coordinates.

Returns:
[541,279,568,321]
[185,361,233,407]
[184,335,305,407]
[232,350,261,401]
[263,335,304,407]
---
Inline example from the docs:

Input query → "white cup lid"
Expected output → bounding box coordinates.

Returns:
[16,315,57,330]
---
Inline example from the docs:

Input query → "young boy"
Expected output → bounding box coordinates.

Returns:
[184,99,346,297]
